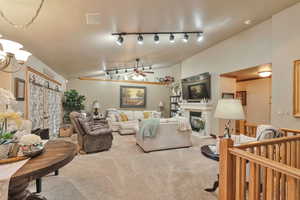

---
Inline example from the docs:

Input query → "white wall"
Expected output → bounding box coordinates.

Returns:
[180,20,272,134]
[237,78,272,125]
[271,3,300,129]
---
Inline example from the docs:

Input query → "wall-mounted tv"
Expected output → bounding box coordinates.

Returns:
[181,72,211,102]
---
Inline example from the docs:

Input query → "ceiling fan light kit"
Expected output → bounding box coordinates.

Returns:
[112,31,203,46]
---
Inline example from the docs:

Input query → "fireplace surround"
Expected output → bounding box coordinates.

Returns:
[179,102,213,136]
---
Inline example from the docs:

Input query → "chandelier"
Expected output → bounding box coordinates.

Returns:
[0,39,32,73]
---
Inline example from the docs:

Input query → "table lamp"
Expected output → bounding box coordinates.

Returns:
[92,101,100,117]
[214,99,245,138]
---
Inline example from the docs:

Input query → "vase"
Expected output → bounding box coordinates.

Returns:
[0,144,10,159]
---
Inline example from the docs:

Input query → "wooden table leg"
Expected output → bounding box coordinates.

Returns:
[9,179,47,200]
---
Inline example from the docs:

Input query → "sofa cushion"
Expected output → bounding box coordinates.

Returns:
[122,111,134,121]
[143,112,151,119]
[119,113,129,121]
[134,111,144,120]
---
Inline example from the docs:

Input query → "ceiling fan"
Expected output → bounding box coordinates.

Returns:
[129,58,154,77]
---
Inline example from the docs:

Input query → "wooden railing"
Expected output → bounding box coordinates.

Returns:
[242,123,300,138]
[219,130,300,200]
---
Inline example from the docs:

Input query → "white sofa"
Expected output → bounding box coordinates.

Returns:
[136,120,192,152]
[106,109,161,135]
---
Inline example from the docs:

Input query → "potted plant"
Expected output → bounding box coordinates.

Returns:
[0,88,20,159]
[61,90,85,136]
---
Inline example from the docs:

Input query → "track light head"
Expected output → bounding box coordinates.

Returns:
[169,33,175,43]
[154,34,160,44]
[116,70,118,74]
[197,32,204,42]
[106,71,109,75]
[125,69,128,73]
[182,33,189,43]
[116,35,124,46]
[137,34,143,45]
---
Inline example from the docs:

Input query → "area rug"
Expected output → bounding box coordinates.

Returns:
[29,133,218,200]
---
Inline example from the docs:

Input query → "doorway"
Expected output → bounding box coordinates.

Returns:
[220,63,272,134]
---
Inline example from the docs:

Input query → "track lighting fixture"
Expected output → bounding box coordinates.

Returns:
[154,34,160,44]
[197,32,204,42]
[182,33,189,43]
[137,34,143,45]
[125,69,128,73]
[169,33,175,43]
[112,31,203,45]
[116,70,118,74]
[116,35,124,46]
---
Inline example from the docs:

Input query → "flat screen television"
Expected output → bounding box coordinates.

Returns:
[181,72,211,101]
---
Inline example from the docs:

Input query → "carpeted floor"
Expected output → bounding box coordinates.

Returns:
[29,132,219,200]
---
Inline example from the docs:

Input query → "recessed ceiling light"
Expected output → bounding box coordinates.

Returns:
[244,20,252,25]
[258,71,272,77]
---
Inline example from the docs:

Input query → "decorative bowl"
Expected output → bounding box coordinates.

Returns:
[20,143,44,158]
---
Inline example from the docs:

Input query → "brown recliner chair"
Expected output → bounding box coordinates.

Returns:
[70,112,113,153]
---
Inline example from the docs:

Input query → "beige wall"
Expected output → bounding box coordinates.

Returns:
[67,79,171,117]
[179,20,272,134]
[237,78,272,125]
[271,3,300,129]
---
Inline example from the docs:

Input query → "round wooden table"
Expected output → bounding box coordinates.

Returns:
[8,140,77,200]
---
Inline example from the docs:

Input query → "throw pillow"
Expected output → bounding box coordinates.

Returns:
[143,112,151,119]
[120,113,129,121]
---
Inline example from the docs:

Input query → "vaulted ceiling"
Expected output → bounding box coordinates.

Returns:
[0,0,299,78]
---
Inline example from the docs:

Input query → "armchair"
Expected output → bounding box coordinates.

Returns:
[70,112,113,153]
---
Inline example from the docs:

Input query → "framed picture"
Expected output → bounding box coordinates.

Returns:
[294,60,300,117]
[15,78,25,101]
[222,93,235,99]
[120,86,146,108]
[236,91,247,106]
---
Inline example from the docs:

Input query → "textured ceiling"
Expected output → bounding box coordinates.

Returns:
[0,0,299,78]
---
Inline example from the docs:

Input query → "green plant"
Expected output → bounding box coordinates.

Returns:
[62,90,86,123]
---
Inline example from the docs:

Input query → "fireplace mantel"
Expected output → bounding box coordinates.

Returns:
[179,102,213,111]
[179,102,213,136]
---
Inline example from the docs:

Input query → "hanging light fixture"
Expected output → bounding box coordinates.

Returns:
[197,32,204,42]
[169,33,175,43]
[0,39,32,73]
[116,35,124,46]
[258,71,272,77]
[154,34,160,44]
[182,33,189,43]
[137,34,143,45]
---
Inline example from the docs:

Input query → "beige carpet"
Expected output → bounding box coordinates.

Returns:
[29,133,219,200]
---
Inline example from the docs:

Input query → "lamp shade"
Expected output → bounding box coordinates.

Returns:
[15,50,32,62]
[0,39,23,54]
[93,101,100,109]
[214,99,245,120]
[159,101,164,107]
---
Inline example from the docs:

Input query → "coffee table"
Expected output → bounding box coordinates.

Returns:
[8,140,77,200]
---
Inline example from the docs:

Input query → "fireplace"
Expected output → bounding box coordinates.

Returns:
[190,112,204,132]
[179,102,213,136]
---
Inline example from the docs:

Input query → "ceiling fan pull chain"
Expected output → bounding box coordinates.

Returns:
[0,0,45,29]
